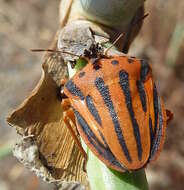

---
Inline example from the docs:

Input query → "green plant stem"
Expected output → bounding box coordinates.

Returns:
[87,148,148,190]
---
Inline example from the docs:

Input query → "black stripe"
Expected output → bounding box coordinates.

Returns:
[97,129,127,170]
[78,71,85,78]
[65,80,85,100]
[149,116,154,147]
[74,109,125,170]
[86,95,102,126]
[97,129,109,148]
[140,59,150,82]
[111,60,119,65]
[149,95,164,161]
[136,80,147,112]
[119,70,142,161]
[153,84,159,134]
[95,77,132,162]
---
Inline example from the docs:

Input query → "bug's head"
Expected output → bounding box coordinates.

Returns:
[83,42,104,59]
[83,43,106,70]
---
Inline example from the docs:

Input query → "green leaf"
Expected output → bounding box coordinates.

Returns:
[74,58,88,71]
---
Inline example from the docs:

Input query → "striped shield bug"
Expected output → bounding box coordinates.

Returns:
[60,41,173,172]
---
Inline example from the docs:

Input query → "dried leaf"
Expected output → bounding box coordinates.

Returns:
[7,36,89,189]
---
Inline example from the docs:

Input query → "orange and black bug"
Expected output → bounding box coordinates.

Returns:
[61,51,173,172]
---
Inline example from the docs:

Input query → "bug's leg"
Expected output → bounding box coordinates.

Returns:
[104,33,124,56]
[61,98,71,111]
[63,109,87,161]
[60,78,68,99]
[166,109,174,125]
[61,78,68,86]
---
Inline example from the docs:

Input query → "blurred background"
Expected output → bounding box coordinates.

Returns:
[0,0,183,189]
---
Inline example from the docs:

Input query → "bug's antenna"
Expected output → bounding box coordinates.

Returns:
[31,49,81,57]
[104,33,124,55]
[104,13,149,56]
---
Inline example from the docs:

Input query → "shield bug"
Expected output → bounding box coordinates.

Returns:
[60,42,173,172]
[32,14,173,172]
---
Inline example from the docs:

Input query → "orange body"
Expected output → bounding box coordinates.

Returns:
[63,56,169,172]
